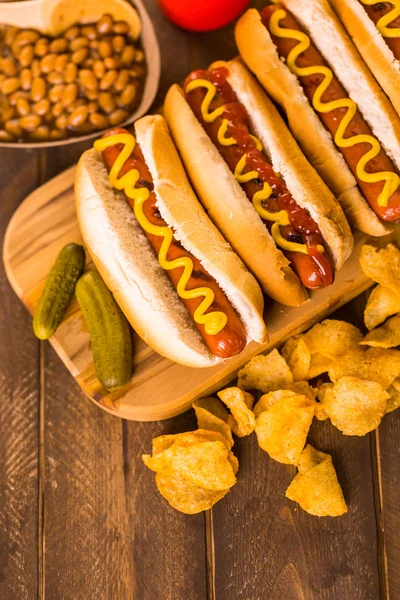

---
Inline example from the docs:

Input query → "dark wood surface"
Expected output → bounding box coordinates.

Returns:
[0,1,399,598]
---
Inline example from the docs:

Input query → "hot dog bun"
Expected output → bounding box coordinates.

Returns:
[75,114,267,368]
[330,0,400,119]
[235,0,400,236]
[164,59,353,305]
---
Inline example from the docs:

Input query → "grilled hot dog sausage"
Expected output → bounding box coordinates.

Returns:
[184,68,333,289]
[101,128,248,359]
[262,4,400,222]
[361,1,400,60]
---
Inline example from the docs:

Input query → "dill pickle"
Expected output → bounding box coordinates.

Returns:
[33,243,85,340]
[75,270,132,391]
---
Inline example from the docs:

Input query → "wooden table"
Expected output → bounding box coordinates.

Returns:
[1,1,399,598]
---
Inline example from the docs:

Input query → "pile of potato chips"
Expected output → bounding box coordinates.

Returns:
[143,243,400,517]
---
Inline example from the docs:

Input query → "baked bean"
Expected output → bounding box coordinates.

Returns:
[1,57,17,76]
[4,27,18,47]
[104,56,119,70]
[83,59,94,68]
[43,111,53,124]
[50,128,67,140]
[64,63,78,83]
[34,39,49,58]
[89,39,99,50]
[67,99,86,113]
[65,26,79,41]
[98,40,112,58]
[79,69,97,90]
[29,125,51,141]
[55,113,68,130]
[113,21,129,35]
[19,45,34,67]
[99,69,117,90]
[112,35,125,53]
[47,71,63,85]
[0,74,6,85]
[71,48,88,65]
[49,84,65,103]
[121,45,135,66]
[61,83,78,107]
[69,37,89,52]
[2,105,15,121]
[89,112,108,129]
[81,26,97,40]
[20,69,32,91]
[97,14,113,35]
[31,59,41,78]
[135,50,144,63]
[9,91,29,106]
[84,89,99,101]
[39,53,56,73]
[87,101,98,114]
[93,60,106,79]
[31,77,46,101]
[129,65,146,78]
[109,108,128,125]
[98,91,115,113]
[118,83,136,107]
[2,78,20,95]
[68,105,89,127]
[0,130,14,142]
[15,30,40,47]
[16,98,31,116]
[49,38,68,53]
[33,99,50,116]
[114,69,130,92]
[54,54,69,73]
[5,119,22,137]
[19,114,41,131]
[75,122,94,134]
[52,102,64,117]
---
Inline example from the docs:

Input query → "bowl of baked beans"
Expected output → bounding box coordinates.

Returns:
[0,0,160,146]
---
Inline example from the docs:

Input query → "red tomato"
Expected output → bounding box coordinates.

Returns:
[157,0,250,32]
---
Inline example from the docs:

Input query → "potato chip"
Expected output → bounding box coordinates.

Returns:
[156,471,229,514]
[314,383,332,421]
[360,314,400,349]
[255,394,315,464]
[302,319,363,360]
[392,377,400,393]
[253,389,297,417]
[320,376,389,436]
[217,387,256,437]
[290,381,318,401]
[193,397,230,422]
[306,352,332,380]
[360,243,400,292]
[193,405,234,449]
[281,337,311,381]
[143,440,237,490]
[286,445,347,517]
[328,346,400,390]
[237,349,293,393]
[386,385,400,413]
[364,285,400,331]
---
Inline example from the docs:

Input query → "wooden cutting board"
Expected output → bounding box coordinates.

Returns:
[3,165,399,420]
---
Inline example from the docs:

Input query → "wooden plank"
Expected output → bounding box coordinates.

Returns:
[5,164,400,421]
[42,342,207,600]
[0,150,40,600]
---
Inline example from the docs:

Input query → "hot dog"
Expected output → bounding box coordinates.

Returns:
[75,115,267,368]
[236,0,400,235]
[329,0,400,118]
[164,59,353,306]
[101,127,247,359]
[261,4,400,222]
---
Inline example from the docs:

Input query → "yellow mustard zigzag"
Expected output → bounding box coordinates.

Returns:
[268,8,400,207]
[185,78,321,254]
[94,133,227,335]
[361,0,400,38]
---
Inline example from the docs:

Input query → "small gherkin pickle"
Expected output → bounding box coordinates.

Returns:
[33,243,85,340]
[76,270,132,391]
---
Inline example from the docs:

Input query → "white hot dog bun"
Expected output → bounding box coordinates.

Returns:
[236,0,400,236]
[75,114,267,369]
[329,0,400,119]
[164,59,353,306]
